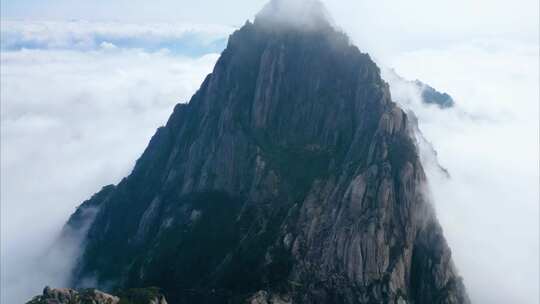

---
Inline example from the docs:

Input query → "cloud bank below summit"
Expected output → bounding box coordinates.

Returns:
[1,23,222,302]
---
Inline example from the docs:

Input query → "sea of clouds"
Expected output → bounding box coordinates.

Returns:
[1,16,538,304]
[0,20,225,303]
[1,20,231,54]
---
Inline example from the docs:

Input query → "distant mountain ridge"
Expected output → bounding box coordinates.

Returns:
[416,80,455,108]
[45,1,469,303]
[382,68,455,109]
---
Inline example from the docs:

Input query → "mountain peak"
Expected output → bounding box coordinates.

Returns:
[54,3,469,303]
[255,0,333,30]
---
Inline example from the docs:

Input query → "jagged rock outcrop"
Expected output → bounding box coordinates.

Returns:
[416,81,454,109]
[60,1,469,303]
[26,287,167,304]
[381,68,455,109]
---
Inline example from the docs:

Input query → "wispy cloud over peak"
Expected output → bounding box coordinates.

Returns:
[255,0,333,30]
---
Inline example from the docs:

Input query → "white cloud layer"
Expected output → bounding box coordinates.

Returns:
[1,44,219,303]
[383,38,539,304]
[1,20,231,55]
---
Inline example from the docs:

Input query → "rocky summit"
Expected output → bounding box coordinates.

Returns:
[51,0,469,303]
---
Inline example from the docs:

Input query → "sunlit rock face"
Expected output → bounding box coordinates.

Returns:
[59,1,469,303]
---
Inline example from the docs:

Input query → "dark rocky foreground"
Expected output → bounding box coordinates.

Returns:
[43,1,469,303]
[26,287,167,304]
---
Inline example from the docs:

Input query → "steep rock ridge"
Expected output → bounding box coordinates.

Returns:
[407,112,451,179]
[63,1,469,303]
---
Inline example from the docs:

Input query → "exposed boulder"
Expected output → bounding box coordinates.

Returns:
[26,287,167,304]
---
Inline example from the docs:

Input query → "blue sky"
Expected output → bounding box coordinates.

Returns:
[1,0,266,24]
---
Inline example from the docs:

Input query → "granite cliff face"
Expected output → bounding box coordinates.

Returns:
[62,1,469,303]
